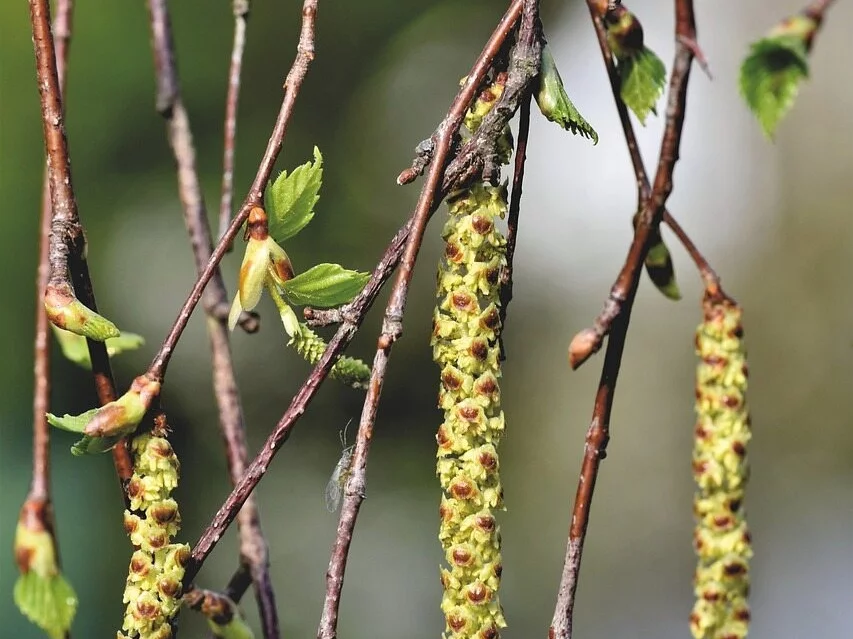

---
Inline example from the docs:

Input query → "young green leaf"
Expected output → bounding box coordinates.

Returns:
[52,325,145,369]
[267,146,323,243]
[618,47,667,125]
[46,408,101,434]
[14,571,77,639]
[739,35,809,139]
[47,409,122,455]
[281,263,369,308]
[535,44,598,144]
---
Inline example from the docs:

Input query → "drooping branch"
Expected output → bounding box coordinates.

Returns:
[143,1,276,636]
[28,0,132,496]
[549,2,700,637]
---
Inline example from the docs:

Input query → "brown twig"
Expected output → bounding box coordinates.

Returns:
[805,0,837,22]
[549,2,699,637]
[187,0,529,594]
[28,0,133,495]
[317,3,539,637]
[21,11,76,635]
[218,0,251,248]
[498,90,532,359]
[568,1,712,370]
[143,1,277,636]
[145,0,317,383]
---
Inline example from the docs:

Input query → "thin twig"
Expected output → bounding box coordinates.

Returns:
[549,2,699,637]
[498,90,532,359]
[218,0,251,248]
[28,0,133,497]
[143,2,277,636]
[568,1,711,370]
[317,3,539,637]
[187,0,528,591]
[146,0,318,383]
[805,0,837,22]
[21,11,76,636]
[586,2,720,290]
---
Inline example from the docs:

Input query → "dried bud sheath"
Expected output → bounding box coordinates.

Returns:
[690,291,752,639]
[431,77,511,638]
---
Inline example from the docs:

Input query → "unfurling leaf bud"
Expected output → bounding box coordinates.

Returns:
[535,43,598,144]
[13,499,78,639]
[47,375,161,456]
[44,282,120,341]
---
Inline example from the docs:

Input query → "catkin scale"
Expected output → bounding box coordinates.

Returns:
[691,292,752,639]
[432,77,511,639]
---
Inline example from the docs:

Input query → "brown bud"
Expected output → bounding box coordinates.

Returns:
[568,328,600,369]
[246,206,269,241]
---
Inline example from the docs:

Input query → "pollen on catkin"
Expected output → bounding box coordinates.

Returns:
[690,290,752,639]
[119,432,190,639]
[432,75,511,639]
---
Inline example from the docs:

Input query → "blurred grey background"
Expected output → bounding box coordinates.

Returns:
[1,1,851,637]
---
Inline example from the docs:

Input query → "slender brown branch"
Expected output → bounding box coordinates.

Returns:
[218,0,251,248]
[568,1,712,370]
[143,2,277,636]
[187,0,528,593]
[585,1,719,287]
[318,4,539,637]
[28,0,132,495]
[146,0,317,383]
[21,16,77,635]
[498,90,532,359]
[805,0,837,22]
[549,2,699,637]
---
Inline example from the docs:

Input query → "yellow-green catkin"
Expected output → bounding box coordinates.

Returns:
[291,324,371,389]
[432,76,511,639]
[119,433,190,639]
[691,291,752,639]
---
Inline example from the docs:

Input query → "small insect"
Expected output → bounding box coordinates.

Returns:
[325,420,355,513]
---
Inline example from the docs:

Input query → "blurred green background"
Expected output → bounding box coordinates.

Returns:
[1,1,851,637]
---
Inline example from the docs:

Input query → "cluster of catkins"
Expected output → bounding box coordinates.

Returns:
[432,77,512,639]
[119,433,190,639]
[690,292,753,639]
